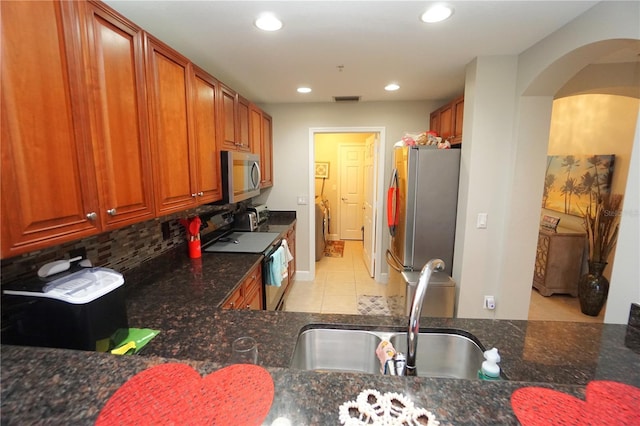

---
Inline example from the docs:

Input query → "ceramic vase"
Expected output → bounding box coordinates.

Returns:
[578,261,609,316]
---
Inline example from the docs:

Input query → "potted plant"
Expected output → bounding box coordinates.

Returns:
[579,194,623,316]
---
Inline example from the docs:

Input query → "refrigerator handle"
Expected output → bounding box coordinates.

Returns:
[387,169,399,236]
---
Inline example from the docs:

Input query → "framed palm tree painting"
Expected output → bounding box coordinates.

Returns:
[542,154,615,216]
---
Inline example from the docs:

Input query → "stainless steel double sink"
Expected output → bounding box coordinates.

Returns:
[290,325,496,380]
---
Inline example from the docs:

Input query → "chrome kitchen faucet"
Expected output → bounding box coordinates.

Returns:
[405,258,445,376]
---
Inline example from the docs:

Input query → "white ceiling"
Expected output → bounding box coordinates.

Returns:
[104,1,603,104]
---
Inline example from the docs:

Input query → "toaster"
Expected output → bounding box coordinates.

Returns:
[247,204,269,225]
[234,211,258,231]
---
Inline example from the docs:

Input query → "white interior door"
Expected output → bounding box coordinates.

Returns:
[362,134,378,277]
[339,144,365,240]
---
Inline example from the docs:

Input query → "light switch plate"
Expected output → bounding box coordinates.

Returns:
[477,213,488,229]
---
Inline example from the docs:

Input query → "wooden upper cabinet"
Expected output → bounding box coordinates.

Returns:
[236,95,251,152]
[191,66,222,203]
[429,111,440,135]
[145,35,198,215]
[83,1,155,229]
[451,96,464,145]
[429,94,464,146]
[438,104,453,140]
[219,83,238,151]
[250,104,273,188]
[218,84,251,152]
[1,0,100,258]
[260,113,273,188]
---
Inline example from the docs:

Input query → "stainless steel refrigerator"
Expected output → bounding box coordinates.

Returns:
[386,145,460,316]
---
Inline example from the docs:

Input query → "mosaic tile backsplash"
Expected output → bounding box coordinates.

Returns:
[0,204,228,286]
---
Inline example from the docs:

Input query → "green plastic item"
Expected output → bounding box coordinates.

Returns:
[110,328,160,355]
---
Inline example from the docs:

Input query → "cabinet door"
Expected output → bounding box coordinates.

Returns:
[429,110,440,134]
[146,35,197,214]
[250,104,273,188]
[219,83,237,150]
[438,104,453,140]
[192,67,222,203]
[84,2,155,229]
[451,96,464,145]
[222,286,244,310]
[261,113,274,188]
[243,265,263,310]
[1,0,99,258]
[250,104,262,157]
[236,95,251,152]
[286,226,296,282]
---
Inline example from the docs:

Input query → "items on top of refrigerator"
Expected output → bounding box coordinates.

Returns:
[400,131,451,148]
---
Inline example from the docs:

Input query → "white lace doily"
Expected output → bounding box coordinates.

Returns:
[338,389,439,426]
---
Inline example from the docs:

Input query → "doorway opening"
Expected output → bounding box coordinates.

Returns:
[527,93,638,323]
[308,127,386,283]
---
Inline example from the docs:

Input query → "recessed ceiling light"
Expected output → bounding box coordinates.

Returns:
[385,83,400,91]
[255,13,283,31]
[420,4,453,23]
[297,87,312,94]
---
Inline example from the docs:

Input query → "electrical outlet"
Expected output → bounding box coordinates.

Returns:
[161,221,171,240]
[484,295,496,310]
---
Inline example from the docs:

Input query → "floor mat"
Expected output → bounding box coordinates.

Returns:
[357,295,405,316]
[324,240,345,257]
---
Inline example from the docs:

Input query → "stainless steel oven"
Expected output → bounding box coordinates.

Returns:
[262,239,289,311]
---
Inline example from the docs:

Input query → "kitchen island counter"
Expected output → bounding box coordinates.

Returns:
[2,312,638,425]
[2,213,639,423]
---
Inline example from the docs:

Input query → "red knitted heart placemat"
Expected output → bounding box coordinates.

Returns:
[97,363,274,425]
[511,380,640,425]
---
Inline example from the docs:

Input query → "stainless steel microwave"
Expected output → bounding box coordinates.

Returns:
[220,150,261,203]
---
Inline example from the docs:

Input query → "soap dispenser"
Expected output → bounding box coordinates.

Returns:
[479,347,501,380]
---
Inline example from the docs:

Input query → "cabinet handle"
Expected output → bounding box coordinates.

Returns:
[198,192,204,196]
[245,304,250,310]
[107,208,117,216]
[86,212,97,221]
[229,302,235,309]
[191,193,197,197]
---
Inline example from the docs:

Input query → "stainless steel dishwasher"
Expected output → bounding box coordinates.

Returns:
[402,270,455,318]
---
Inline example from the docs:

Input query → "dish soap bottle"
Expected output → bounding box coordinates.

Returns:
[478,347,501,380]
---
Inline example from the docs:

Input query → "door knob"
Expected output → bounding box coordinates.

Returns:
[86,212,97,221]
[341,197,347,201]
[107,208,117,216]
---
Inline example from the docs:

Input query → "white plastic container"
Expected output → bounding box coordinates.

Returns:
[480,347,501,379]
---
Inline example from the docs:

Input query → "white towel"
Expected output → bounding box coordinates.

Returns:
[282,239,294,263]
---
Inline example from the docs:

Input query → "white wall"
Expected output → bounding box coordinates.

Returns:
[257,101,439,279]
[454,0,639,322]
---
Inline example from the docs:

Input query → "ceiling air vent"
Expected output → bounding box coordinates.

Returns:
[333,96,361,102]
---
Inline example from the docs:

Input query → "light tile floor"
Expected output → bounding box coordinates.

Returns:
[284,240,404,314]
[284,240,604,323]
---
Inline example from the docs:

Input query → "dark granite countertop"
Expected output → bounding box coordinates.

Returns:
[2,213,639,424]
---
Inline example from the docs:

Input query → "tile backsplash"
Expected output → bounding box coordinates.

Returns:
[0,204,228,286]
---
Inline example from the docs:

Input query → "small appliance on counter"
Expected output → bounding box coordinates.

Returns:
[247,204,269,225]
[234,204,269,232]
[234,211,258,232]
[2,263,129,352]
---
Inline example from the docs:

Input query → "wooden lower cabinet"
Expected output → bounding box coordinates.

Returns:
[533,228,586,297]
[285,225,296,284]
[222,263,263,310]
